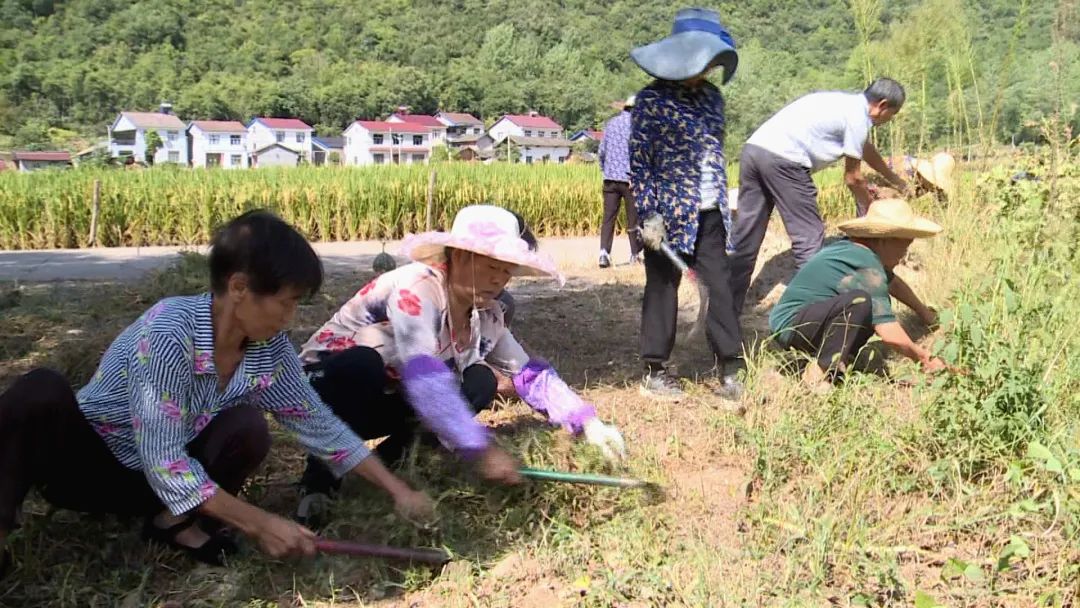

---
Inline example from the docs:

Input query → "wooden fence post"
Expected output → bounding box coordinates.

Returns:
[426,168,437,230]
[88,179,101,247]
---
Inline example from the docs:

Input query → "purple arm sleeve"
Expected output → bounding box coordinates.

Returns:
[402,354,491,461]
[512,359,597,434]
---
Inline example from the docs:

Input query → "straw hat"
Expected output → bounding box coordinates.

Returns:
[913,152,956,192]
[837,198,943,239]
[630,8,738,83]
[399,205,564,284]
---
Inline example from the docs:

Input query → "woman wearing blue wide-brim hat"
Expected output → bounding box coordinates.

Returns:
[629,8,745,405]
[630,7,738,83]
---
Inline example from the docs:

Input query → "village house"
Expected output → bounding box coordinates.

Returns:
[436,111,493,159]
[246,117,314,162]
[250,143,300,168]
[6,151,72,172]
[312,136,344,166]
[108,104,188,165]
[437,111,485,137]
[342,120,433,166]
[387,109,448,145]
[187,120,248,169]
[489,112,574,164]
[569,130,604,144]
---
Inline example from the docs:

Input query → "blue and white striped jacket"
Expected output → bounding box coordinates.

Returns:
[77,293,370,515]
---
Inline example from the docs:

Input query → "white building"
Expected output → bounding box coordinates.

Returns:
[387,112,448,145]
[343,120,433,166]
[246,117,314,163]
[11,151,72,172]
[437,111,486,138]
[312,136,344,165]
[108,105,188,165]
[251,143,300,168]
[489,113,573,164]
[187,120,248,169]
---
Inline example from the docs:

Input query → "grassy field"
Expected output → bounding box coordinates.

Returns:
[0,163,853,250]
[0,152,1077,607]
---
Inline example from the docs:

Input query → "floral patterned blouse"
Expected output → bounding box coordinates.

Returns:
[77,293,371,515]
[630,79,732,255]
[299,262,530,376]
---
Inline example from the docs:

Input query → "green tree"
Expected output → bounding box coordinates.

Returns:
[144,130,163,164]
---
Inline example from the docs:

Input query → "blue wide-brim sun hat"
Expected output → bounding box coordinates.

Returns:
[630,8,738,84]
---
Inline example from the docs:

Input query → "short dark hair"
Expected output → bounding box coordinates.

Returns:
[864,78,906,109]
[508,210,538,251]
[209,210,323,297]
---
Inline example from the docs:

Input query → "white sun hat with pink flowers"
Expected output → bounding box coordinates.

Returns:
[399,204,564,284]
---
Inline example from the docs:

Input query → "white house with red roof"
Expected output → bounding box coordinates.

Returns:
[108,104,188,165]
[489,112,574,164]
[187,120,248,169]
[247,117,314,162]
[343,120,433,166]
[387,110,447,145]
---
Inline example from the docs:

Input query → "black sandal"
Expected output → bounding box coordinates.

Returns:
[141,516,237,567]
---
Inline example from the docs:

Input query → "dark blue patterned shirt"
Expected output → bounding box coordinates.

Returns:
[630,80,731,255]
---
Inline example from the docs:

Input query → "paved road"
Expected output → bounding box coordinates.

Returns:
[0,237,634,282]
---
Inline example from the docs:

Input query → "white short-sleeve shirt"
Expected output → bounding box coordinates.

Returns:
[746,91,872,173]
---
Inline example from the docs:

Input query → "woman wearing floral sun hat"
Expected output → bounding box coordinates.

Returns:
[294,205,627,523]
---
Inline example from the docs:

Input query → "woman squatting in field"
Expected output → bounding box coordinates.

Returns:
[0,211,433,575]
[293,205,627,525]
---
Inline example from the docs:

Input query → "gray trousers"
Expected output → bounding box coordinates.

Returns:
[728,144,824,316]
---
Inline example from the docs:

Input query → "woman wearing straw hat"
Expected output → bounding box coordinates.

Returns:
[876,152,955,200]
[293,205,627,522]
[912,152,956,198]
[769,198,947,391]
[629,7,744,402]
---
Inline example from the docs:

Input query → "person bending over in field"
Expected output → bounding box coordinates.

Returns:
[0,211,432,577]
[294,205,627,525]
[769,198,947,392]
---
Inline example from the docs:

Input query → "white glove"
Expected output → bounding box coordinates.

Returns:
[640,214,667,250]
[583,418,627,462]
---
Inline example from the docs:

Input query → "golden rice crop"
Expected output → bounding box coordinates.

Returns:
[0,163,850,250]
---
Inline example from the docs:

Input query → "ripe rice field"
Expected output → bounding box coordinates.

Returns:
[0,163,851,250]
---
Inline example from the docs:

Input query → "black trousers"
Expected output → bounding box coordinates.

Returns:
[640,209,742,368]
[729,144,825,316]
[600,180,642,255]
[780,290,875,372]
[301,347,497,490]
[0,369,271,532]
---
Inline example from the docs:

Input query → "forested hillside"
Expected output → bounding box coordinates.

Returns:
[0,0,1074,151]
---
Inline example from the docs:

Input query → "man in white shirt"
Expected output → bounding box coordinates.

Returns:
[728,78,911,316]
